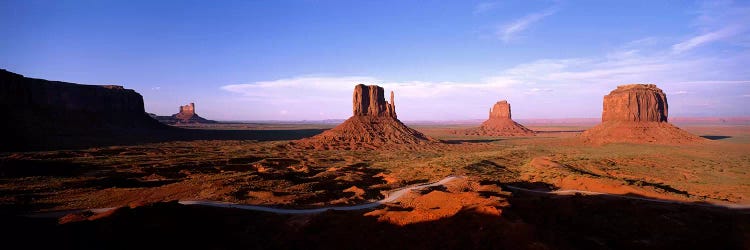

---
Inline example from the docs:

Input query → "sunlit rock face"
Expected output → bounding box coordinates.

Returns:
[489,100,512,120]
[581,83,702,145]
[452,100,534,136]
[294,84,436,150]
[352,84,397,118]
[602,84,668,123]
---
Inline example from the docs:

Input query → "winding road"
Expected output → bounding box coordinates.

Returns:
[179,175,462,214]
[27,175,463,218]
[27,175,749,218]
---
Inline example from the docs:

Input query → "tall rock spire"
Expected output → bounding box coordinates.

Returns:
[296,84,435,150]
[352,84,397,118]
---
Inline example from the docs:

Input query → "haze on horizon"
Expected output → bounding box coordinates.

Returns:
[1,0,749,121]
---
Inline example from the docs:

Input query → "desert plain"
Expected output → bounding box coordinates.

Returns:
[2,119,749,249]
[5,1,750,248]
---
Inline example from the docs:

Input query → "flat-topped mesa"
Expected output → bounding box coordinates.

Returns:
[180,103,195,114]
[0,69,166,150]
[581,83,702,145]
[489,100,512,119]
[602,84,668,123]
[151,102,217,125]
[352,84,397,118]
[175,103,196,120]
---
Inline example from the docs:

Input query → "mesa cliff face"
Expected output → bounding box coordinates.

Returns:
[0,69,165,149]
[581,84,702,144]
[454,100,534,136]
[489,101,512,119]
[294,84,436,150]
[601,84,668,122]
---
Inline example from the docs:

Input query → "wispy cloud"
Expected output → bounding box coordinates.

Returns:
[221,42,749,120]
[524,88,553,95]
[221,76,523,119]
[672,1,750,53]
[672,26,741,53]
[473,2,499,15]
[497,7,557,43]
[674,80,750,84]
[216,2,750,120]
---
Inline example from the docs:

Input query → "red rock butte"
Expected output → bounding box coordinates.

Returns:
[175,103,196,120]
[581,84,703,144]
[170,102,216,124]
[294,84,436,150]
[454,100,534,136]
[151,102,217,124]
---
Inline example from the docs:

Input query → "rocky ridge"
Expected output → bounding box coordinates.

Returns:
[0,69,166,150]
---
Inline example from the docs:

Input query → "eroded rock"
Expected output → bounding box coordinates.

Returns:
[602,84,668,122]
[294,84,436,150]
[152,102,217,125]
[454,100,534,136]
[353,84,397,118]
[581,84,702,144]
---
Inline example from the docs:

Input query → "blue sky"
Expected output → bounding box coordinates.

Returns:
[1,0,749,120]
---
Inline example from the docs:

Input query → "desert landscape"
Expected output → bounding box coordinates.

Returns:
[1,72,748,249]
[2,1,749,249]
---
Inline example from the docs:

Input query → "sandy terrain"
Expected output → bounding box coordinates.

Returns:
[1,123,749,249]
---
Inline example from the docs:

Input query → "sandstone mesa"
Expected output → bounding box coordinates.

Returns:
[152,102,217,125]
[581,84,703,144]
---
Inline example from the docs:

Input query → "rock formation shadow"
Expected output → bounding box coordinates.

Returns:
[3,127,328,151]
[700,135,732,140]
[504,184,749,250]
[442,139,504,144]
[535,130,586,133]
[4,188,748,250]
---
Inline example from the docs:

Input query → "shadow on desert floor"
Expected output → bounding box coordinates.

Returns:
[3,180,748,250]
[3,127,328,151]
[700,135,733,140]
[442,139,504,144]
[535,130,586,133]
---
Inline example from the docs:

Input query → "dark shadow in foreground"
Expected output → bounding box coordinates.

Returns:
[3,185,748,250]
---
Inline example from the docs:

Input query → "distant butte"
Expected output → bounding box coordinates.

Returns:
[151,102,217,125]
[453,100,535,136]
[294,84,437,150]
[581,84,703,144]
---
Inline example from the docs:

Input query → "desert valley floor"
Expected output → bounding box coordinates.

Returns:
[1,122,749,249]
